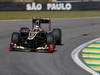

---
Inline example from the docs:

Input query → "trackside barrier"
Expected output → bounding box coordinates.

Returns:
[0,2,100,11]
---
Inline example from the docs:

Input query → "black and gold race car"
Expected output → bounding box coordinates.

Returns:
[9,18,62,52]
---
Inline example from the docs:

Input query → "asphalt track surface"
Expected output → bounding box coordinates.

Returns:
[1,18,100,75]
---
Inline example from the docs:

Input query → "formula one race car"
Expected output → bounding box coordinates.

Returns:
[9,18,62,52]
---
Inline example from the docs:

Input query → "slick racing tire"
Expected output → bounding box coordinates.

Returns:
[47,33,54,44]
[52,28,62,45]
[47,33,55,53]
[11,32,20,44]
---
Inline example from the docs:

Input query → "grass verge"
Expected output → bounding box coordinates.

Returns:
[0,11,100,20]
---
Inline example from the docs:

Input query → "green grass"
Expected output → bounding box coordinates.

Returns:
[0,11,100,20]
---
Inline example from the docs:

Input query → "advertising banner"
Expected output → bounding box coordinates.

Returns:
[0,2,100,11]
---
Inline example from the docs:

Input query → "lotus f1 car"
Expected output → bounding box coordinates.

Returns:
[9,18,62,52]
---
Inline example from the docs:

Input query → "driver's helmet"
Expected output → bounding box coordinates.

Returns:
[34,25,40,32]
[34,20,41,32]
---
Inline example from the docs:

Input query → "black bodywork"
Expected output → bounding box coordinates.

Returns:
[20,31,47,49]
[10,18,62,52]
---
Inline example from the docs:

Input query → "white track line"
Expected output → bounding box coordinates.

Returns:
[71,38,100,75]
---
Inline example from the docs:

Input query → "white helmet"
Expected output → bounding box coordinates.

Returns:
[34,25,40,32]
[36,25,39,28]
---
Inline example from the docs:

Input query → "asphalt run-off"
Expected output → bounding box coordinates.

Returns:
[1,17,100,75]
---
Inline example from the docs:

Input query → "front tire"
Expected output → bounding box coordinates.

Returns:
[52,28,62,45]
[47,33,55,52]
[11,32,20,44]
[47,33,54,44]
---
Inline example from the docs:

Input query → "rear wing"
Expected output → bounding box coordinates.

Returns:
[32,18,51,31]
[32,18,50,24]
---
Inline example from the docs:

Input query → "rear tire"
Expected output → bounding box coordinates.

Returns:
[52,28,62,45]
[20,27,29,35]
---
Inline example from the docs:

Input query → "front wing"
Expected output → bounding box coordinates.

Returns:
[9,42,56,52]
